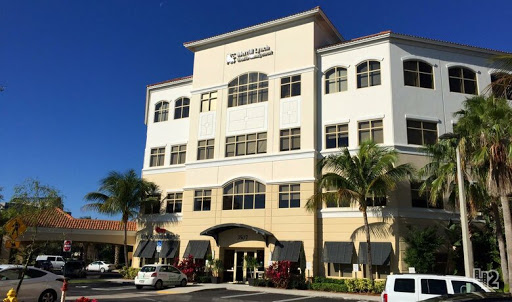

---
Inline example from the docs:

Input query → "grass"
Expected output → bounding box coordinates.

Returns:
[68,279,111,284]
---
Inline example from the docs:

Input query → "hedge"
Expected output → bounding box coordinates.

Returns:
[312,277,385,294]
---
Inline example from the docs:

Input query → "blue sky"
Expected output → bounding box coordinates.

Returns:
[1,0,511,220]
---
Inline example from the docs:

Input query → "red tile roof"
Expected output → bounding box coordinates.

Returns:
[22,208,136,232]
[146,75,192,88]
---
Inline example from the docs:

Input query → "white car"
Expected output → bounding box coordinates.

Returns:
[381,274,492,302]
[35,255,65,272]
[134,264,187,290]
[86,261,115,273]
[0,265,63,302]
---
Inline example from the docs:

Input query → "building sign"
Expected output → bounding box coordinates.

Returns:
[237,234,248,241]
[141,233,180,240]
[226,46,273,65]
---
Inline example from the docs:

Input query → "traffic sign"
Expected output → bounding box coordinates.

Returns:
[63,240,72,252]
[156,240,162,253]
[5,240,20,249]
[5,218,27,241]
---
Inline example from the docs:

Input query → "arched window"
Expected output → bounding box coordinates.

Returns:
[228,72,268,107]
[325,67,347,94]
[357,60,381,88]
[448,67,477,95]
[154,101,169,123]
[222,179,265,210]
[174,97,190,119]
[403,60,434,89]
[491,72,512,100]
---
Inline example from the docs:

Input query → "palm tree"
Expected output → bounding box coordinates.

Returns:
[305,141,414,283]
[455,95,512,289]
[83,169,158,266]
[488,54,512,99]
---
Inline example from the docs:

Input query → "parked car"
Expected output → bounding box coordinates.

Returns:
[34,260,53,272]
[0,265,63,302]
[381,274,492,302]
[35,255,65,272]
[63,260,87,278]
[134,264,187,290]
[86,261,115,273]
[423,292,512,301]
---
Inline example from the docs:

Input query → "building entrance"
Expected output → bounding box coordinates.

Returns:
[223,249,264,282]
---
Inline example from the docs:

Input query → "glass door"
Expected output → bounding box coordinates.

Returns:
[235,251,245,282]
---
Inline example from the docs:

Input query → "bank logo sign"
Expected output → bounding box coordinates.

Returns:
[226,46,273,65]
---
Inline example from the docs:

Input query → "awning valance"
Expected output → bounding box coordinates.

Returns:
[139,241,157,258]
[159,240,179,258]
[358,242,392,266]
[323,242,354,264]
[133,240,148,258]
[183,240,210,259]
[271,241,302,262]
[200,223,274,246]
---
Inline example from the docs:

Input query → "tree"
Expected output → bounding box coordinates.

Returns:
[488,55,512,99]
[403,226,443,273]
[305,141,414,283]
[455,95,512,290]
[83,169,158,266]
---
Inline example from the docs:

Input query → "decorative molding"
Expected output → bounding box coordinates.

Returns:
[320,64,351,74]
[324,118,350,126]
[268,66,316,80]
[266,178,315,184]
[400,56,438,67]
[142,165,186,175]
[226,103,268,136]
[357,113,385,121]
[165,189,184,193]
[404,114,441,123]
[198,112,216,139]
[280,97,301,129]
[190,83,228,95]
[319,207,458,220]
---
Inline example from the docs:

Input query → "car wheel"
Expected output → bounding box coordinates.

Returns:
[136,285,143,290]
[100,267,105,273]
[38,289,57,302]
[180,278,187,287]
[154,279,163,290]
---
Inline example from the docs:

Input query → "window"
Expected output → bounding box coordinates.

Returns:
[166,193,182,213]
[411,183,443,209]
[225,132,267,157]
[150,147,165,167]
[174,97,190,119]
[403,60,434,89]
[366,194,387,207]
[223,179,265,210]
[357,60,381,88]
[143,199,161,214]
[324,187,350,208]
[451,281,485,294]
[358,120,383,144]
[407,120,438,145]
[281,75,301,98]
[394,278,415,293]
[280,128,300,151]
[325,124,349,149]
[421,279,448,295]
[197,139,214,160]
[170,145,186,165]
[491,73,512,100]
[194,190,211,211]
[228,72,268,107]
[26,269,47,278]
[154,101,169,122]
[448,67,477,95]
[325,67,347,94]
[279,184,300,208]
[327,263,353,278]
[201,91,217,112]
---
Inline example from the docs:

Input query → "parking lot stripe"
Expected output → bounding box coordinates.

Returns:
[272,296,316,302]
[221,292,268,299]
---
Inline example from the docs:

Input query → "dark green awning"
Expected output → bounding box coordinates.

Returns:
[272,241,302,262]
[133,240,148,258]
[323,242,354,264]
[159,241,179,258]
[183,240,210,259]
[358,242,392,265]
[139,241,157,258]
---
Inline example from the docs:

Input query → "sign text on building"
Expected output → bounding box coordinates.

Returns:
[226,46,273,65]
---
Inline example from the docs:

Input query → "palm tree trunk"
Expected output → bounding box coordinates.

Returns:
[124,221,128,267]
[500,195,512,290]
[362,206,374,284]
[492,201,509,287]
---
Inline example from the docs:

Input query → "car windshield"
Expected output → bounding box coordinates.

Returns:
[140,266,156,272]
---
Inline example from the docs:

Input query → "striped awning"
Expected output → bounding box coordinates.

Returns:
[133,240,148,258]
[159,241,179,258]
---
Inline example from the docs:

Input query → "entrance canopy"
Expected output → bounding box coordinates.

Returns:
[200,223,274,246]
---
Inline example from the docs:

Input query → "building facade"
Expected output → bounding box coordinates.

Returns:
[134,7,507,281]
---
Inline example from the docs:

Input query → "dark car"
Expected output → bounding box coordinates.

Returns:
[63,260,87,278]
[34,259,53,272]
[423,292,512,301]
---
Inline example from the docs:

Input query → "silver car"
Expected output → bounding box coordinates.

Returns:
[0,265,63,302]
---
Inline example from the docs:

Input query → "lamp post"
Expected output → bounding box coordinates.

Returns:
[439,133,474,277]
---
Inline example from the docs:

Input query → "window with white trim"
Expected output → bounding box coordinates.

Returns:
[448,67,477,95]
[280,128,300,151]
[170,145,186,165]
[223,179,265,210]
[149,147,165,167]
[325,124,349,149]
[325,67,348,94]
[194,190,211,211]
[403,60,434,89]
[228,72,268,107]
[281,75,301,98]
[154,101,169,122]
[200,91,217,112]
[174,97,190,119]
[357,60,381,88]
[225,132,267,157]
[411,182,443,209]
[279,184,300,208]
[407,120,437,145]
[197,139,214,160]
[166,193,182,213]
[358,120,383,144]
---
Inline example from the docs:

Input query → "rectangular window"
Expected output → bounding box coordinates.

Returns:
[281,75,301,98]
[421,279,448,295]
[280,128,300,151]
[407,120,438,145]
[327,263,353,278]
[325,124,349,149]
[194,190,211,211]
[366,194,387,207]
[358,120,383,144]
[197,139,214,160]
[225,132,267,157]
[166,193,182,214]
[200,91,217,112]
[324,187,351,208]
[143,200,161,215]
[150,147,165,167]
[411,183,443,209]
[170,144,186,165]
[394,278,416,293]
[279,184,300,208]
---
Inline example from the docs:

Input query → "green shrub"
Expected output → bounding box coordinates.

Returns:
[196,275,211,283]
[311,282,348,292]
[313,277,384,294]
[374,280,385,293]
[119,266,139,279]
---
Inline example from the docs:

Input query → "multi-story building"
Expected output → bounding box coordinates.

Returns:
[134,7,508,281]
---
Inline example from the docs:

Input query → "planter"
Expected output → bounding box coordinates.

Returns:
[211,276,221,284]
